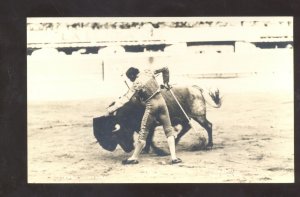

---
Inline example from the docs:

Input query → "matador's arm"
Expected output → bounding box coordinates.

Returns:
[153,66,169,84]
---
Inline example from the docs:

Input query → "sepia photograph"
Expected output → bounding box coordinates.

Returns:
[27,17,294,183]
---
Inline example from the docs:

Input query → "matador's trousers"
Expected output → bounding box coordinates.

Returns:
[138,92,176,141]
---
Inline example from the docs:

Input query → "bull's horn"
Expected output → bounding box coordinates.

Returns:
[112,124,121,132]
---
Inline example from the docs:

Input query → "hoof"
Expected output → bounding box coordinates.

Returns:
[155,150,169,156]
[205,143,213,150]
[141,149,150,154]
[157,151,169,157]
[190,145,200,151]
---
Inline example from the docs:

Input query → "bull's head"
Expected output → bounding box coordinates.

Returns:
[93,96,144,153]
[93,115,118,151]
[93,115,135,153]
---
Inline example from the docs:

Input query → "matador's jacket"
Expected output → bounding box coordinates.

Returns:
[107,67,176,141]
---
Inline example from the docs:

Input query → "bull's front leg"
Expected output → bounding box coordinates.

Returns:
[141,126,154,154]
[151,145,169,156]
[141,125,169,156]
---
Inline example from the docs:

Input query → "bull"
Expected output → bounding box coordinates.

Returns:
[93,85,222,155]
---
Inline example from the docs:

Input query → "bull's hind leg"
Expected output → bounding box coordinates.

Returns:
[193,116,213,149]
[175,122,191,145]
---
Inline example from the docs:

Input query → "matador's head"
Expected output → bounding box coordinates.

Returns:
[126,67,140,82]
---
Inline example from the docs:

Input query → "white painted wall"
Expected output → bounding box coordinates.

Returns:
[27,48,293,101]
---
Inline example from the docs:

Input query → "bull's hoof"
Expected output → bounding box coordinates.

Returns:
[190,140,208,151]
[141,148,150,154]
[154,149,169,156]
[190,145,205,151]
[205,143,213,150]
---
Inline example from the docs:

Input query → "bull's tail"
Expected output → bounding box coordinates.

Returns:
[193,85,222,108]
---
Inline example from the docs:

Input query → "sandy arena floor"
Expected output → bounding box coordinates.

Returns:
[28,73,294,183]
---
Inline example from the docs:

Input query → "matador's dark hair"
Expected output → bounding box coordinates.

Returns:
[126,67,140,79]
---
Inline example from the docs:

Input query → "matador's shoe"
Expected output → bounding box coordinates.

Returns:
[122,159,139,165]
[171,158,182,164]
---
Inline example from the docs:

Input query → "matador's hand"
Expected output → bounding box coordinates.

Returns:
[164,83,172,90]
